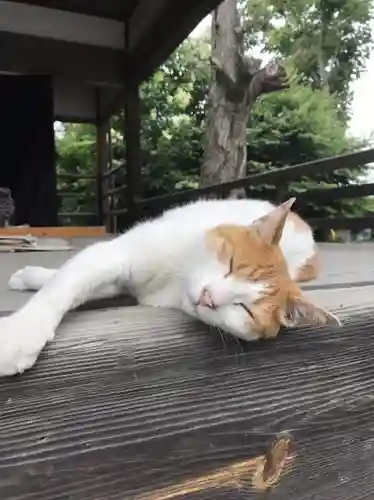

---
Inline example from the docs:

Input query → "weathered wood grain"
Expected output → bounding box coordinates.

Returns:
[1,285,374,499]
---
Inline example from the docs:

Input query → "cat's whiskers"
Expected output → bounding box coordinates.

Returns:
[216,326,227,351]
[232,334,245,364]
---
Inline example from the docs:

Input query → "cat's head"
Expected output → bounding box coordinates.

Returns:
[184,198,340,341]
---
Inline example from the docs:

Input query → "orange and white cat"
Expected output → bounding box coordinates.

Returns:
[1,197,340,376]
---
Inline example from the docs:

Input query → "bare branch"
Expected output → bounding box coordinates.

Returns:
[249,60,289,99]
[239,55,263,82]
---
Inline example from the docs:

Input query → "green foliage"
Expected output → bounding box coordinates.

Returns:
[244,0,374,118]
[109,38,210,196]
[246,84,368,219]
[139,39,210,196]
[56,123,97,224]
[248,85,348,166]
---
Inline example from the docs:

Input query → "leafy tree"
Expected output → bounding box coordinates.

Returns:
[200,0,287,193]
[245,0,374,119]
[110,38,210,196]
[245,84,368,221]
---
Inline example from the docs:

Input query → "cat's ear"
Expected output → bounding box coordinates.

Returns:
[251,198,296,246]
[280,293,341,328]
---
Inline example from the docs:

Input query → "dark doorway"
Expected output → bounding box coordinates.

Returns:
[0,75,58,226]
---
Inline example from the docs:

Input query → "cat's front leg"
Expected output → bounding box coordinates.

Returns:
[0,239,130,377]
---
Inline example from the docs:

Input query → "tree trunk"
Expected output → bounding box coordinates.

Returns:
[200,0,288,197]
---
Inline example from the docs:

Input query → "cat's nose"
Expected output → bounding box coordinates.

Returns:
[197,287,216,309]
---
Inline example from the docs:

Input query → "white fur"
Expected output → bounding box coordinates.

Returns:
[2,198,316,376]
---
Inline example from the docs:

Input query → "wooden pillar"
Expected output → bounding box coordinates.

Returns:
[96,127,111,230]
[121,15,142,228]
[96,123,104,228]
[107,125,118,233]
[96,90,108,229]
[123,80,142,224]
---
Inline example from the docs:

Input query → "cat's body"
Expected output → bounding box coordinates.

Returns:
[10,199,315,311]
[0,197,340,377]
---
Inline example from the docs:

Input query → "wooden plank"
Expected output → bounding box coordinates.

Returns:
[57,172,95,180]
[102,163,125,179]
[297,182,374,203]
[102,184,127,198]
[1,287,374,499]
[58,212,98,218]
[309,216,374,230]
[9,0,133,21]
[245,182,374,205]
[57,191,96,199]
[0,226,107,238]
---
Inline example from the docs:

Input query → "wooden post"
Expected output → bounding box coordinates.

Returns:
[121,16,142,228]
[96,125,111,230]
[107,125,118,233]
[96,123,104,228]
[123,80,142,225]
[96,90,109,230]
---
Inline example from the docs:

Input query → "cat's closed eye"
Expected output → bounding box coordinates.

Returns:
[234,302,255,319]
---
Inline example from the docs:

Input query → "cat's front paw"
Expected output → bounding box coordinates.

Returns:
[8,266,39,291]
[0,312,54,376]
[8,267,28,291]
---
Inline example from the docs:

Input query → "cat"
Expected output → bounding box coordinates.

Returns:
[0,196,340,377]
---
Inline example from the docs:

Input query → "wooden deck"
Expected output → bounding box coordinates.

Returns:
[1,242,374,499]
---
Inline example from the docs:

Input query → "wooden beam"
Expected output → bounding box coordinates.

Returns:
[0,31,123,86]
[9,0,132,21]
[297,183,374,203]
[53,78,97,124]
[0,226,107,237]
[309,216,374,231]
[0,1,125,48]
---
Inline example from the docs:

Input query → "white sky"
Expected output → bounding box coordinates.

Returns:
[349,51,374,142]
[190,16,374,144]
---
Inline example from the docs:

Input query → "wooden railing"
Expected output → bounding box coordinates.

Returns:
[103,148,374,232]
[59,147,374,234]
[56,172,99,225]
